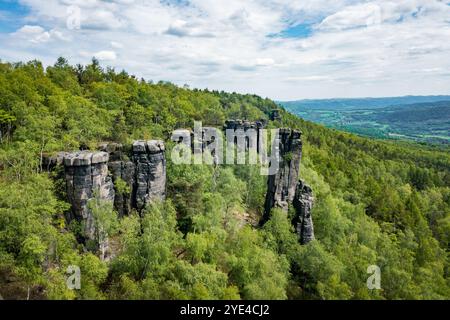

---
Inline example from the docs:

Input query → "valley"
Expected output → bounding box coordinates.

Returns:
[280,96,450,145]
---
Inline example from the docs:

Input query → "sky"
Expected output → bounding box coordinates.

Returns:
[0,0,450,100]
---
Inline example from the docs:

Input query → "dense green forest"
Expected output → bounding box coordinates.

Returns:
[0,58,449,300]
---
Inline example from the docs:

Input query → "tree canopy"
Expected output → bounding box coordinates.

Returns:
[0,58,448,300]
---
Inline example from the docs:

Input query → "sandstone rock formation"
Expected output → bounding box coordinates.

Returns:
[63,151,115,255]
[293,180,315,244]
[264,129,302,218]
[43,141,167,259]
[99,143,134,217]
[131,140,166,212]
[45,126,313,250]
[261,128,315,243]
[224,119,266,153]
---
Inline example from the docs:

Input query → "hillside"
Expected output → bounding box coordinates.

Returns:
[280,98,450,144]
[0,59,449,300]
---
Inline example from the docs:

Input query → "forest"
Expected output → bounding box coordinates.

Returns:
[0,58,449,300]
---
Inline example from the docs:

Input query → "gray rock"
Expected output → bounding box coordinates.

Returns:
[132,140,147,153]
[99,141,166,215]
[132,140,166,212]
[63,151,115,257]
[44,141,167,259]
[42,152,69,170]
[99,142,125,161]
[263,129,302,220]
[147,140,165,153]
[91,152,109,164]
[293,180,315,244]
[224,119,266,153]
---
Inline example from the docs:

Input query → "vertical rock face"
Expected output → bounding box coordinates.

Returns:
[98,141,167,214]
[264,129,302,219]
[99,143,134,217]
[132,140,166,212]
[63,151,115,240]
[261,129,314,244]
[53,140,166,223]
[42,152,69,170]
[224,119,266,153]
[293,181,315,244]
[43,140,167,260]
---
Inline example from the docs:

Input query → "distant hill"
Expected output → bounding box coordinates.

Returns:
[376,101,450,122]
[279,95,450,111]
[280,96,450,144]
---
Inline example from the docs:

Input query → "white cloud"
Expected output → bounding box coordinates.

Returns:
[317,3,383,31]
[82,9,125,30]
[2,0,450,99]
[93,50,117,61]
[255,58,275,66]
[13,25,68,43]
[110,41,123,49]
[165,19,215,38]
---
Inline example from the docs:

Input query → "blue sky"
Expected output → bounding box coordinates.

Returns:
[269,23,313,39]
[0,1,29,32]
[1,0,450,100]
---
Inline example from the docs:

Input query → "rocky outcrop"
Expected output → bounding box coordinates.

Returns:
[224,119,267,131]
[63,151,115,244]
[263,129,302,219]
[293,181,315,244]
[42,152,69,170]
[99,141,167,214]
[99,143,134,217]
[224,119,266,153]
[43,141,167,259]
[131,140,166,212]
[261,128,314,243]
[46,126,313,249]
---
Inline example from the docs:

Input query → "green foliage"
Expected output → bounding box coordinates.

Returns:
[0,58,448,300]
[114,177,131,196]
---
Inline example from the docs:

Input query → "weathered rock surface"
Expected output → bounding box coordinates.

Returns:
[63,151,115,242]
[293,181,315,244]
[224,119,266,131]
[264,128,302,219]
[99,143,134,217]
[42,151,69,170]
[224,119,266,153]
[132,140,166,212]
[43,140,167,260]
[49,140,167,222]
